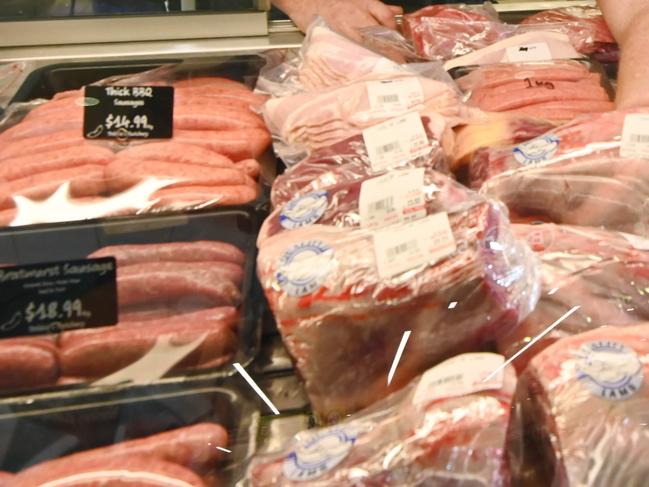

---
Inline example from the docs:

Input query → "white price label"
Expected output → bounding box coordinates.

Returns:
[373,212,456,279]
[505,42,553,62]
[366,77,424,117]
[620,114,649,159]
[362,113,431,172]
[413,353,505,406]
[359,168,427,229]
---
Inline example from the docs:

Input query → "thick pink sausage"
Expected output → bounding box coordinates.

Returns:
[0,471,13,486]
[119,305,239,324]
[0,338,59,390]
[116,141,236,168]
[104,159,254,194]
[120,261,244,287]
[89,241,245,266]
[0,130,86,161]
[59,319,238,377]
[173,104,264,131]
[174,128,271,161]
[154,184,258,207]
[116,267,242,308]
[173,76,252,91]
[175,90,267,110]
[234,159,261,179]
[0,145,114,181]
[9,455,206,487]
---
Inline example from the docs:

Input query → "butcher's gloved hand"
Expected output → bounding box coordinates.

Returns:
[273,0,403,42]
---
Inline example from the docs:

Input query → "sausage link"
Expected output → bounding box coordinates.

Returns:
[119,261,244,288]
[153,185,258,207]
[0,339,59,390]
[174,129,271,162]
[116,142,235,169]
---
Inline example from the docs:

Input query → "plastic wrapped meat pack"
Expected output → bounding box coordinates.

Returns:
[497,223,649,373]
[0,209,260,394]
[510,324,649,486]
[257,191,539,419]
[0,63,272,227]
[244,353,516,486]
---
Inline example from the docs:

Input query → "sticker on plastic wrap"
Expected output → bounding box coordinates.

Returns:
[280,191,329,230]
[0,258,117,338]
[283,426,358,481]
[512,135,560,165]
[505,42,553,62]
[84,85,174,140]
[413,353,505,406]
[366,78,424,117]
[276,241,334,297]
[576,341,644,401]
[620,114,649,159]
[373,212,456,279]
[362,113,431,172]
[359,168,427,229]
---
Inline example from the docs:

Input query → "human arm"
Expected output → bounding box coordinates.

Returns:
[598,0,649,108]
[272,0,402,42]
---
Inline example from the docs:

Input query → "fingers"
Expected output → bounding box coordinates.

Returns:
[367,0,399,30]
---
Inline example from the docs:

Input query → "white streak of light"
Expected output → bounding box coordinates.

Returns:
[387,331,412,386]
[548,287,559,295]
[234,363,280,415]
[482,305,581,382]
[216,447,232,453]
[448,301,458,309]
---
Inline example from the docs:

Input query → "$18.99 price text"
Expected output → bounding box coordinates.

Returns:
[25,299,90,324]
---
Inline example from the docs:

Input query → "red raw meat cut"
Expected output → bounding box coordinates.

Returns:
[403,4,512,60]
[498,223,649,373]
[509,324,649,486]
[270,114,450,207]
[257,197,539,419]
[246,353,516,486]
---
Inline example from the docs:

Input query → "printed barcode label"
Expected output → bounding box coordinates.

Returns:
[363,113,431,172]
[369,196,394,213]
[413,353,505,406]
[373,212,456,279]
[505,42,552,62]
[366,77,424,118]
[621,114,649,159]
[359,168,426,229]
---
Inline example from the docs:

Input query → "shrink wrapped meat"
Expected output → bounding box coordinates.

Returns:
[498,223,649,372]
[257,198,539,419]
[246,353,516,486]
[510,324,649,486]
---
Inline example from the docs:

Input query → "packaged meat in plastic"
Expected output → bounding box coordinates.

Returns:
[509,324,649,486]
[260,167,479,245]
[0,64,270,227]
[270,113,450,207]
[244,352,516,486]
[403,3,514,61]
[444,31,582,71]
[479,109,649,235]
[0,210,259,394]
[497,223,649,373]
[452,112,557,173]
[521,6,618,61]
[257,195,539,419]
[454,60,614,122]
[262,73,470,164]
[0,384,258,486]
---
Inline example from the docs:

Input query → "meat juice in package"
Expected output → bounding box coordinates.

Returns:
[497,223,649,373]
[0,384,259,486]
[0,62,272,228]
[509,324,649,486]
[244,352,516,487]
[0,209,261,395]
[477,109,649,236]
[257,177,539,419]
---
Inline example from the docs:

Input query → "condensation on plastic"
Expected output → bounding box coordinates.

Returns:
[243,355,517,486]
[0,65,270,227]
[508,324,649,487]
[497,223,649,373]
[256,197,540,420]
[0,209,261,396]
[0,385,259,486]
[259,167,477,245]
[478,109,649,236]
[269,114,450,208]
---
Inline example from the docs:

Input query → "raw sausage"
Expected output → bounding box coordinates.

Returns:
[120,261,244,287]
[115,142,236,169]
[0,338,59,390]
[0,130,87,161]
[119,305,239,324]
[234,159,261,179]
[89,241,245,266]
[174,76,252,91]
[174,128,271,161]
[59,319,238,376]
[173,104,264,131]
[154,185,258,207]
[8,455,206,487]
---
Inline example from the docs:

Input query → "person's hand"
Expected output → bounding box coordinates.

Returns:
[275,0,403,42]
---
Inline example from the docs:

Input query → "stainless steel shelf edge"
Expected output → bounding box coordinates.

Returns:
[1,11,269,48]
